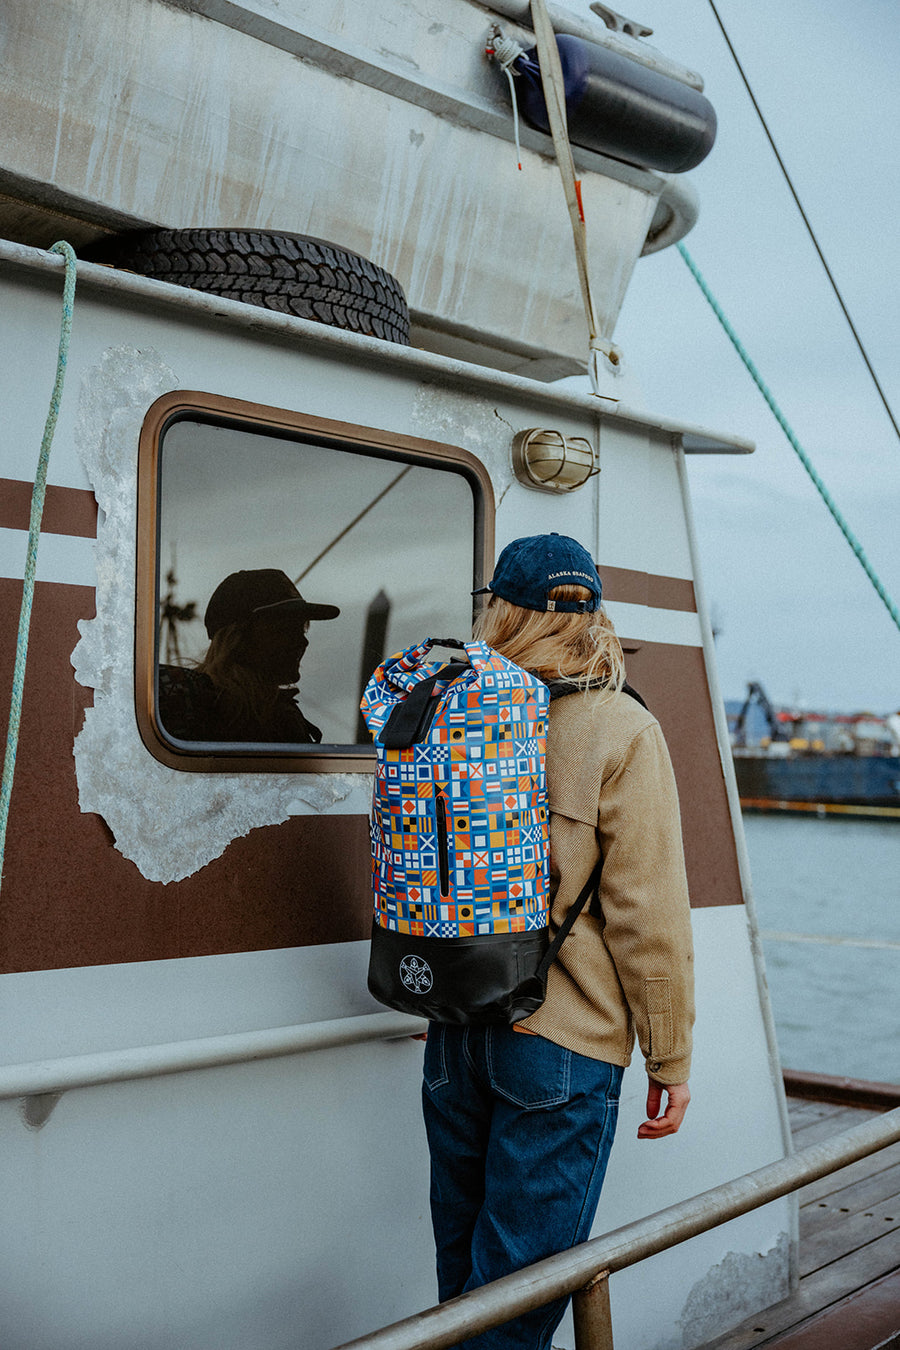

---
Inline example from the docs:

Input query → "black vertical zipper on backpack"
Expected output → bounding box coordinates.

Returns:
[435,790,451,898]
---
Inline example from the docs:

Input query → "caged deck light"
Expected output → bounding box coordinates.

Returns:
[511,428,599,493]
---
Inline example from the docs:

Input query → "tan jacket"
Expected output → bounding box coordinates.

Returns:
[522,689,695,1085]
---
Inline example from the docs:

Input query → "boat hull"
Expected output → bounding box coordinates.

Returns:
[735,754,900,814]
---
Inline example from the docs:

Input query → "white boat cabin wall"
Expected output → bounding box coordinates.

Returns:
[0,2,792,1348]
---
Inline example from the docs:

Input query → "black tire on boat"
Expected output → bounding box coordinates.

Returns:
[80,228,411,345]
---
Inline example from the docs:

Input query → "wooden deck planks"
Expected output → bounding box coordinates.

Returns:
[700,1229,900,1349]
[763,1268,900,1350]
[799,1195,900,1277]
[788,1102,870,1147]
[801,1160,900,1239]
[697,1099,900,1349]
[797,1137,900,1206]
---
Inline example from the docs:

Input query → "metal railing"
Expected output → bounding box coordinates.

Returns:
[331,1107,900,1350]
[0,1011,425,1100]
[3,1006,897,1348]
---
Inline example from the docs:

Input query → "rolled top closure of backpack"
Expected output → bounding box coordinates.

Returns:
[379,660,470,748]
[360,637,549,747]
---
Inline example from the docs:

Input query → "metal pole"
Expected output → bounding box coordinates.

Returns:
[330,1108,900,1350]
[356,589,391,741]
[673,439,800,1290]
[572,1270,614,1350]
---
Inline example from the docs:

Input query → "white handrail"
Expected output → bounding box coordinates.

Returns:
[0,1010,426,1099]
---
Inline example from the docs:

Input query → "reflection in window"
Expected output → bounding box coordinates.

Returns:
[155,419,478,749]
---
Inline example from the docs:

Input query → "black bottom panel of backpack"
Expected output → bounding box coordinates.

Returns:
[367,919,550,1025]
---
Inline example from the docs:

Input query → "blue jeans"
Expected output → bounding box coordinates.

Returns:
[422,1023,623,1350]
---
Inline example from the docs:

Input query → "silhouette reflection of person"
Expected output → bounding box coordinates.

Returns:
[158,569,339,743]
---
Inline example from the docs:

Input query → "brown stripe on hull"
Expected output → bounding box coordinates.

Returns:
[0,478,98,537]
[622,638,743,910]
[600,565,696,613]
[0,584,738,974]
[0,578,374,973]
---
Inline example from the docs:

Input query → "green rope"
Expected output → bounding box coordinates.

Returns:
[0,241,77,889]
[677,241,900,635]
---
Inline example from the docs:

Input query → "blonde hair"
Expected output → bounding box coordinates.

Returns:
[473,584,625,695]
[196,618,307,730]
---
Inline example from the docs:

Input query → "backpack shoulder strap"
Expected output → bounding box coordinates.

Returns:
[534,855,603,981]
[533,677,649,974]
[544,677,648,708]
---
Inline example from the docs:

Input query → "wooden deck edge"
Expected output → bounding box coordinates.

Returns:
[760,1267,900,1349]
[784,1069,900,1111]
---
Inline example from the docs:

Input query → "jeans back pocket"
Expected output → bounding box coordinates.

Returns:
[486,1027,571,1109]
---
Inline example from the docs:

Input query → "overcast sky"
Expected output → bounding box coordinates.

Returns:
[564,0,899,713]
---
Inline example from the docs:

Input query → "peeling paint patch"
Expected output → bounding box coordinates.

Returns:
[678,1232,791,1348]
[411,384,512,498]
[71,346,368,884]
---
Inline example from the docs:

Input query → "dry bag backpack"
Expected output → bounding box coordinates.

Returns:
[359,637,600,1024]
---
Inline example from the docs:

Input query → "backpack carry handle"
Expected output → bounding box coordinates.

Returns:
[379,661,470,748]
[428,637,468,651]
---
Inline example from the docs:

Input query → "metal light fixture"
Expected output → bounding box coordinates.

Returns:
[511,428,599,493]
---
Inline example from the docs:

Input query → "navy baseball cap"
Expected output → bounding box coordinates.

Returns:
[474,533,602,613]
[204,569,340,638]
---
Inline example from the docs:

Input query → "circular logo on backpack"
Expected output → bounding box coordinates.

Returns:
[399,954,433,995]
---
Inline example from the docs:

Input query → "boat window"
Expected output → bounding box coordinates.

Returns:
[136,394,493,772]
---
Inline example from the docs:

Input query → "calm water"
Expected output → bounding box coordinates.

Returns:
[741,814,900,1084]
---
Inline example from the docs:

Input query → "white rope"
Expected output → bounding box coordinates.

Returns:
[528,0,621,390]
[486,29,525,170]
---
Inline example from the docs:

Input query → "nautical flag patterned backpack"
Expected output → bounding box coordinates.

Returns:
[360,637,600,1024]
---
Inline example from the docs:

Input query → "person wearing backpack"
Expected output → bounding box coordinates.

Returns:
[421,532,694,1350]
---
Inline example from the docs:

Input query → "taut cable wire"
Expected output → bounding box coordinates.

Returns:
[705,0,899,446]
[678,241,900,636]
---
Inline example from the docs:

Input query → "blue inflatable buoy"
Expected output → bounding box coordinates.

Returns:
[512,33,717,174]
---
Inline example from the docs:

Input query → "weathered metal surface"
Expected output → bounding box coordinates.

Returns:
[0,238,789,1349]
[572,1272,615,1350]
[0,0,693,369]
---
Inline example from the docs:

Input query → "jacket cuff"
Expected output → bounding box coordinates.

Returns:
[645,1053,691,1086]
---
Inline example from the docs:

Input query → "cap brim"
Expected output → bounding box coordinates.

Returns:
[253,598,340,622]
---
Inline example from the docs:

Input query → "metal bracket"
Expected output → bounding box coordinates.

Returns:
[572,1268,614,1349]
[589,4,653,38]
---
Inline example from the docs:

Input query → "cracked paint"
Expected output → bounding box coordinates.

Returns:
[411,384,513,497]
[677,1232,791,1348]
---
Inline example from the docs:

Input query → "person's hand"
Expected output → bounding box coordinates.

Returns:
[637,1076,690,1139]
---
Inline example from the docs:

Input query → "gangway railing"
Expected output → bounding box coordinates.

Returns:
[330,1107,900,1350]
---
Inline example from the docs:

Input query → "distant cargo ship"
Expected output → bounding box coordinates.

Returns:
[730,684,900,817]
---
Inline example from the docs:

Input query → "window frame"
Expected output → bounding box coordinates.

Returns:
[136,390,495,773]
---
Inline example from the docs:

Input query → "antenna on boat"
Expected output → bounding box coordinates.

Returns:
[159,547,198,665]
